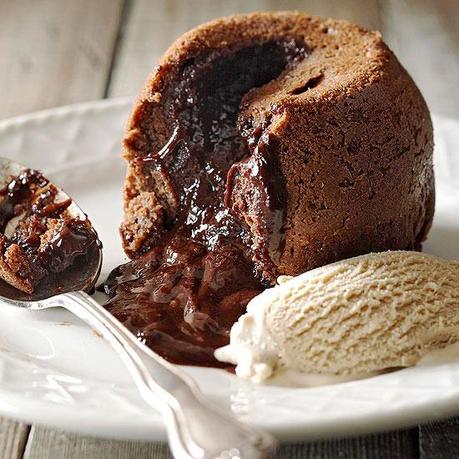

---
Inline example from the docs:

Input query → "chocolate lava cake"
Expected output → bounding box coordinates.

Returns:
[102,12,434,366]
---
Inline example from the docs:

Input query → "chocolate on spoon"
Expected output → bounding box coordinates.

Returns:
[0,158,101,300]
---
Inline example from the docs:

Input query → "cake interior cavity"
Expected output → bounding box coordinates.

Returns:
[102,40,307,366]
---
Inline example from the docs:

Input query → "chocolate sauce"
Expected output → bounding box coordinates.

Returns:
[103,40,307,366]
[0,169,49,232]
[0,169,99,293]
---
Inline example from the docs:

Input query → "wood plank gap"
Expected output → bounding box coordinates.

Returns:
[17,424,31,459]
[413,425,421,459]
[103,0,133,99]
[374,0,387,33]
[0,418,31,459]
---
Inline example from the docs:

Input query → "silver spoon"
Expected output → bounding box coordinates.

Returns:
[0,158,277,459]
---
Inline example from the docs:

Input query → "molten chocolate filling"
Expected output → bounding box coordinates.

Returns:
[0,169,99,293]
[102,40,307,366]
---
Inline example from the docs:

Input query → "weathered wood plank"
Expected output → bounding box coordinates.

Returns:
[0,418,30,459]
[419,418,459,459]
[380,0,459,117]
[0,0,124,119]
[107,0,382,98]
[278,430,418,459]
[21,427,417,459]
[23,427,172,459]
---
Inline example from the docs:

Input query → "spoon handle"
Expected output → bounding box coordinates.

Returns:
[51,291,277,459]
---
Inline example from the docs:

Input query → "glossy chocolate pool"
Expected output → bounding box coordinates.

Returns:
[102,40,307,366]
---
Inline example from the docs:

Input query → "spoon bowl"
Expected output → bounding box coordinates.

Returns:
[0,242,102,302]
[0,157,102,301]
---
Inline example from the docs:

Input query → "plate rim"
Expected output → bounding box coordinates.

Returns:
[0,98,458,442]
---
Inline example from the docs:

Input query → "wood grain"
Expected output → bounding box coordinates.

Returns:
[21,427,417,459]
[0,418,30,459]
[419,418,459,459]
[278,430,418,459]
[23,427,172,459]
[380,0,459,117]
[0,0,124,119]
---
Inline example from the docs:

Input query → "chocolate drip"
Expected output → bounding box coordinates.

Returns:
[225,131,287,282]
[103,40,306,366]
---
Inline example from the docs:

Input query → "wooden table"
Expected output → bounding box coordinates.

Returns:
[0,1,458,458]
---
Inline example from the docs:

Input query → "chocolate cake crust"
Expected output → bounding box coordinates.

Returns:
[123,12,434,276]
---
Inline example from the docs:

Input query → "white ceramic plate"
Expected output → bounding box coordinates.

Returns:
[0,99,457,442]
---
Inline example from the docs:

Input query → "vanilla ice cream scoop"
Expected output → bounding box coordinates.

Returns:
[215,251,459,384]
